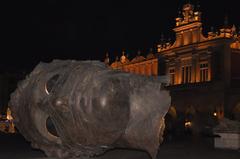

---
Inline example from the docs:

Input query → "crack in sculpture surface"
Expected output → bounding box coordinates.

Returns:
[9,60,171,159]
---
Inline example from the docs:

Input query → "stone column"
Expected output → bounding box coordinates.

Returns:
[195,55,200,82]
[192,55,197,83]
[207,52,212,81]
[175,57,182,84]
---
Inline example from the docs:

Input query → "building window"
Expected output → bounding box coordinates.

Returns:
[169,68,175,85]
[181,65,192,84]
[200,63,208,82]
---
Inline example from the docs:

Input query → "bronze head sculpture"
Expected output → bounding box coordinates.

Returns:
[9,60,171,159]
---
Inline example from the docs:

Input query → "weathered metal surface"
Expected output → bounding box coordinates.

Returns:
[9,60,171,159]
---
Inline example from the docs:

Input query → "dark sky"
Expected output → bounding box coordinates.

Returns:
[2,0,240,72]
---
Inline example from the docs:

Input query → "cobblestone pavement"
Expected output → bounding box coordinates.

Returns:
[0,133,239,159]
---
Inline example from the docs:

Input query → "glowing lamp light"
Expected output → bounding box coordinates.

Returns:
[213,112,217,117]
[185,121,192,128]
[6,108,13,121]
[6,114,13,121]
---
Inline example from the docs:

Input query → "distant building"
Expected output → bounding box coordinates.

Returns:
[104,3,240,134]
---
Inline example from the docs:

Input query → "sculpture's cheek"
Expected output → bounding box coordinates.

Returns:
[91,92,130,130]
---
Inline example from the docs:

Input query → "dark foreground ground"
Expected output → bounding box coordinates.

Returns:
[0,132,239,159]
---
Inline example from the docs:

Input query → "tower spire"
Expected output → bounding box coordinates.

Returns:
[149,48,153,53]
[196,0,201,11]
[224,14,229,27]
[186,0,191,4]
[137,49,141,56]
[232,25,236,35]
[177,4,181,15]
[160,33,165,43]
[120,50,127,64]
[104,52,110,65]
[115,56,119,61]
[211,26,214,32]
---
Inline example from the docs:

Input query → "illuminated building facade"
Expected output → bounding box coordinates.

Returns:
[105,3,240,134]
[106,49,159,77]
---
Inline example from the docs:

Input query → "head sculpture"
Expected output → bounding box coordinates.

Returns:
[9,60,171,159]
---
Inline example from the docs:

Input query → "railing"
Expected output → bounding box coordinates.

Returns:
[166,81,217,91]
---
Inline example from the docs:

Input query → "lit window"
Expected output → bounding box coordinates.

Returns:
[181,65,192,84]
[200,63,208,82]
[185,121,192,128]
[213,112,217,117]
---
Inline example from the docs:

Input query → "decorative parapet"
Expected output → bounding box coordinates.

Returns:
[157,3,240,53]
[157,24,239,53]
[175,3,202,27]
[107,49,157,70]
[207,25,239,41]
[157,3,207,52]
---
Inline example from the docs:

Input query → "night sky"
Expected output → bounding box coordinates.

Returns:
[2,0,240,73]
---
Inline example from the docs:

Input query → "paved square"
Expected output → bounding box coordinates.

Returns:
[0,133,239,159]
